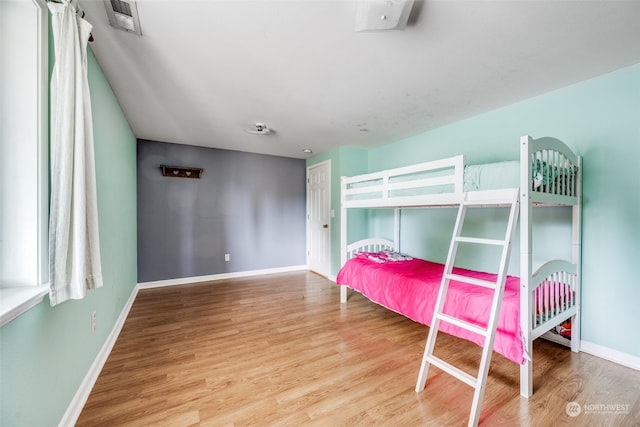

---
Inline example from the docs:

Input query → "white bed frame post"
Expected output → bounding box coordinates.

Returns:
[340,176,347,303]
[519,136,534,398]
[394,208,400,252]
[571,156,582,353]
[519,136,583,397]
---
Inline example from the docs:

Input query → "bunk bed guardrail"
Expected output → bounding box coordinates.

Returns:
[342,155,465,208]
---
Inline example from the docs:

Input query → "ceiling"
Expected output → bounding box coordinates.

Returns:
[80,0,640,159]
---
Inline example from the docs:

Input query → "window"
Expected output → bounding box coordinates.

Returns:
[0,0,49,326]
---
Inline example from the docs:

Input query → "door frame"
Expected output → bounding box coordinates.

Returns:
[306,160,331,278]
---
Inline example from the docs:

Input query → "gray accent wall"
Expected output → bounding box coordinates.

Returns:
[137,140,306,282]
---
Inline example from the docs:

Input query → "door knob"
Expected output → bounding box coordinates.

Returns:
[322,224,328,228]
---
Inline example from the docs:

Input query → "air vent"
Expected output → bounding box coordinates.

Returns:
[104,0,142,36]
[110,0,132,16]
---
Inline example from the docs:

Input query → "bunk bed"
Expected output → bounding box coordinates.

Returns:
[337,135,582,400]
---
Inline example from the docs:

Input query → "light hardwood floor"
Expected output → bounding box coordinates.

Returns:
[78,271,640,426]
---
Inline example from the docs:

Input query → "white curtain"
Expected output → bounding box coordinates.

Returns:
[48,0,103,306]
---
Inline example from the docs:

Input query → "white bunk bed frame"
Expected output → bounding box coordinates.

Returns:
[339,135,582,399]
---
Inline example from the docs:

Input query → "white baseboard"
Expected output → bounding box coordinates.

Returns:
[137,265,308,289]
[581,340,640,371]
[58,286,139,427]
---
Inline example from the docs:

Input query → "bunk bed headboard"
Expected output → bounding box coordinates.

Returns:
[345,238,396,259]
[521,136,581,205]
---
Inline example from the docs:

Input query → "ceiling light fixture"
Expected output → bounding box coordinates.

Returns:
[246,122,273,135]
[302,148,313,154]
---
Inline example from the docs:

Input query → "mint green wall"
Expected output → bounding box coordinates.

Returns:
[0,47,137,426]
[307,146,368,275]
[321,63,640,359]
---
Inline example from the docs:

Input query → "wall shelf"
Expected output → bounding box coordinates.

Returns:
[160,165,203,179]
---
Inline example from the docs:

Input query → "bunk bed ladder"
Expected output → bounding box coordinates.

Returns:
[415,189,520,427]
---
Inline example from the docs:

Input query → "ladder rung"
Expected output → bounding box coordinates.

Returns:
[455,236,505,246]
[427,355,477,388]
[437,313,488,337]
[446,273,498,290]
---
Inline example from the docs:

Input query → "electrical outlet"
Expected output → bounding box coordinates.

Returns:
[224,254,230,262]
[91,311,96,332]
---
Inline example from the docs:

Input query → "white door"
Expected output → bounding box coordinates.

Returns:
[307,161,331,277]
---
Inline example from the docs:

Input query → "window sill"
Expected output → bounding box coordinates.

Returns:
[0,285,49,327]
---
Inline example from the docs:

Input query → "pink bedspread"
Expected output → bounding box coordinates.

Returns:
[336,256,525,364]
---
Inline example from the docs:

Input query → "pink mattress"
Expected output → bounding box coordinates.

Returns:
[336,255,525,364]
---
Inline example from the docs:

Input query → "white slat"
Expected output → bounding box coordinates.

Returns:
[344,185,383,196]
[427,355,477,388]
[436,313,488,337]
[387,174,456,191]
[446,273,498,290]
[464,188,519,206]
[455,236,505,246]
[387,155,463,178]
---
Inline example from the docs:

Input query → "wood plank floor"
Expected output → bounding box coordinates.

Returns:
[77,271,640,426]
